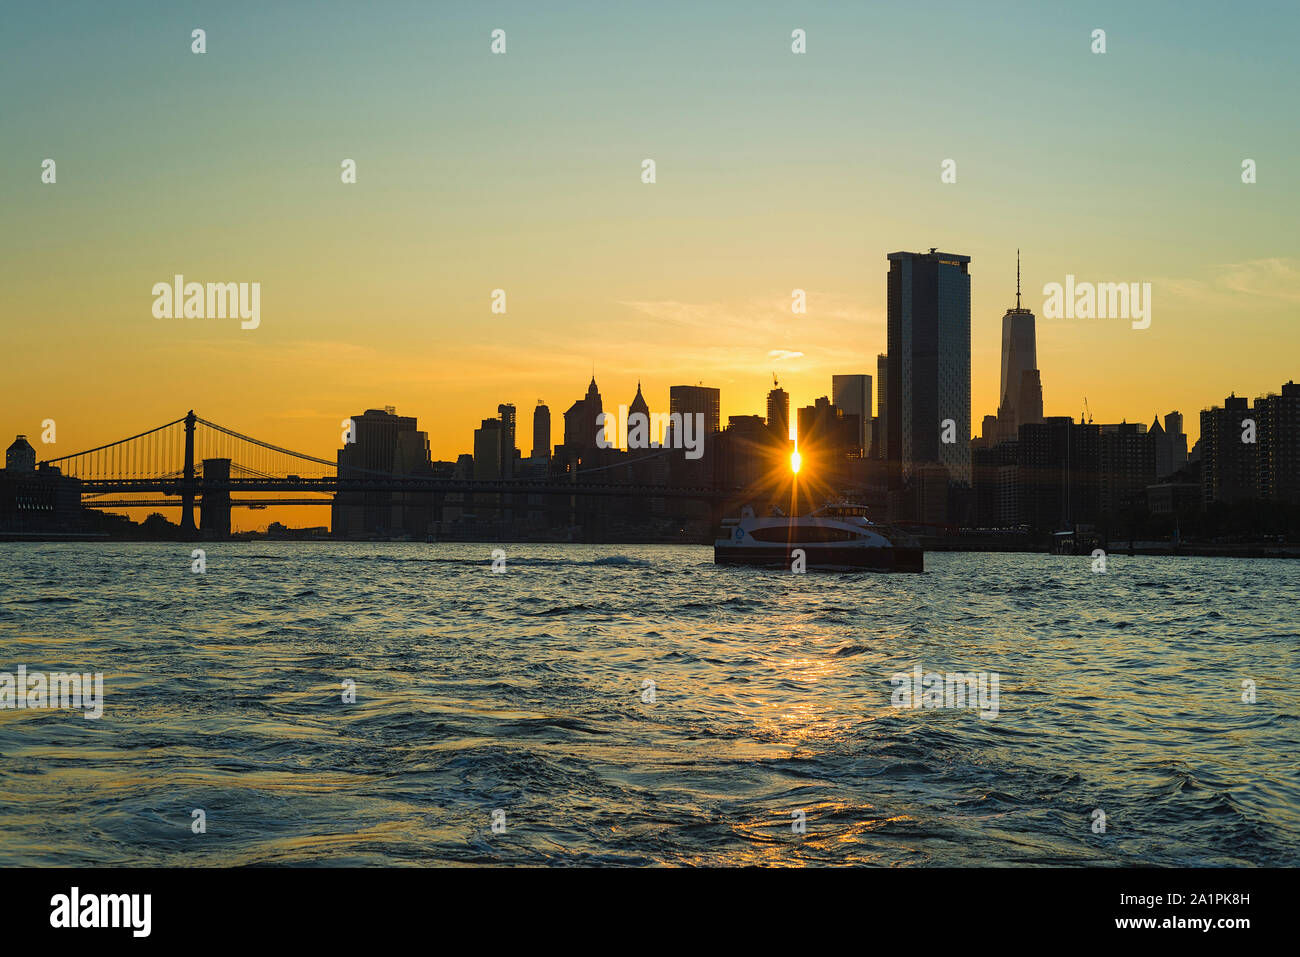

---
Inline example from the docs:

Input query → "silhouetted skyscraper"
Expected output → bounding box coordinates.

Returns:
[563,377,604,450]
[996,252,1043,442]
[1000,267,1037,408]
[333,407,426,537]
[832,374,871,457]
[1201,395,1255,505]
[497,403,517,478]
[531,401,550,461]
[1017,416,1100,532]
[1151,414,1176,479]
[629,382,651,448]
[797,397,856,453]
[1164,412,1187,471]
[1256,381,1300,504]
[1202,381,1300,506]
[668,385,720,448]
[1098,421,1155,517]
[875,354,888,459]
[670,385,720,432]
[766,381,790,441]
[885,249,972,486]
[474,417,503,480]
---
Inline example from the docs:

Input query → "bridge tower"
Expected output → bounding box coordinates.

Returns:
[200,458,232,539]
[180,410,197,534]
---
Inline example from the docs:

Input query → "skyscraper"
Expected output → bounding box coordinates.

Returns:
[766,380,790,441]
[1164,412,1187,470]
[1151,412,1187,479]
[473,418,503,479]
[668,385,720,441]
[832,374,871,457]
[497,403,517,478]
[563,377,604,450]
[1099,421,1155,517]
[629,382,651,448]
[797,396,857,457]
[1256,382,1300,504]
[875,353,888,459]
[996,252,1043,441]
[885,249,972,487]
[1201,381,1300,506]
[472,416,503,516]
[332,407,427,537]
[531,401,551,461]
[1201,395,1255,505]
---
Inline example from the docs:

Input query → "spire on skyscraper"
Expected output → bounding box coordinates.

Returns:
[997,251,1041,441]
[630,381,649,416]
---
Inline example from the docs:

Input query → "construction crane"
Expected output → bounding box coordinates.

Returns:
[1082,397,1093,425]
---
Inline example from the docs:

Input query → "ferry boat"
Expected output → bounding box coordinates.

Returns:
[714,504,924,572]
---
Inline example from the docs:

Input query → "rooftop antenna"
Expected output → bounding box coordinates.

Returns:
[1016,248,1021,310]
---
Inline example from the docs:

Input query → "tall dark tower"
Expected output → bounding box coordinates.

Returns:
[531,401,550,461]
[886,249,971,486]
[563,377,604,450]
[875,353,888,459]
[998,250,1041,440]
[497,403,517,478]
[586,376,603,441]
[766,379,790,441]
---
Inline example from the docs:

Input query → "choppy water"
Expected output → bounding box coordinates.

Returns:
[0,542,1297,867]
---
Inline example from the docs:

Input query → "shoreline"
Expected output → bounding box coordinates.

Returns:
[2,532,1298,559]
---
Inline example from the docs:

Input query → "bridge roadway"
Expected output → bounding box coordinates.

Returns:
[76,476,734,501]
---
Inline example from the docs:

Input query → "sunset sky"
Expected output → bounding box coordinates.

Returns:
[3,1,1298,530]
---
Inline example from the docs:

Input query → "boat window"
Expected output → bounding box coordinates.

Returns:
[814,506,869,519]
[748,524,862,543]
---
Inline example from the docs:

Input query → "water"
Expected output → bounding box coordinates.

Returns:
[0,542,1297,867]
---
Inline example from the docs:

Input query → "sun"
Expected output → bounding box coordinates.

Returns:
[790,450,802,474]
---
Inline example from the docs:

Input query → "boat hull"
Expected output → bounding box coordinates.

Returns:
[713,543,923,572]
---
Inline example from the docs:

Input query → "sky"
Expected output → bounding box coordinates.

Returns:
[2,1,1298,530]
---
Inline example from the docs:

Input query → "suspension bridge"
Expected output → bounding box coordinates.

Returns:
[39,411,731,535]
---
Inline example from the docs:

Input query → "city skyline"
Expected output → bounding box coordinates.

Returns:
[8,294,1292,537]
[9,355,1290,537]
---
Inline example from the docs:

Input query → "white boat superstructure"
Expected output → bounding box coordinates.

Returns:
[714,503,923,572]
